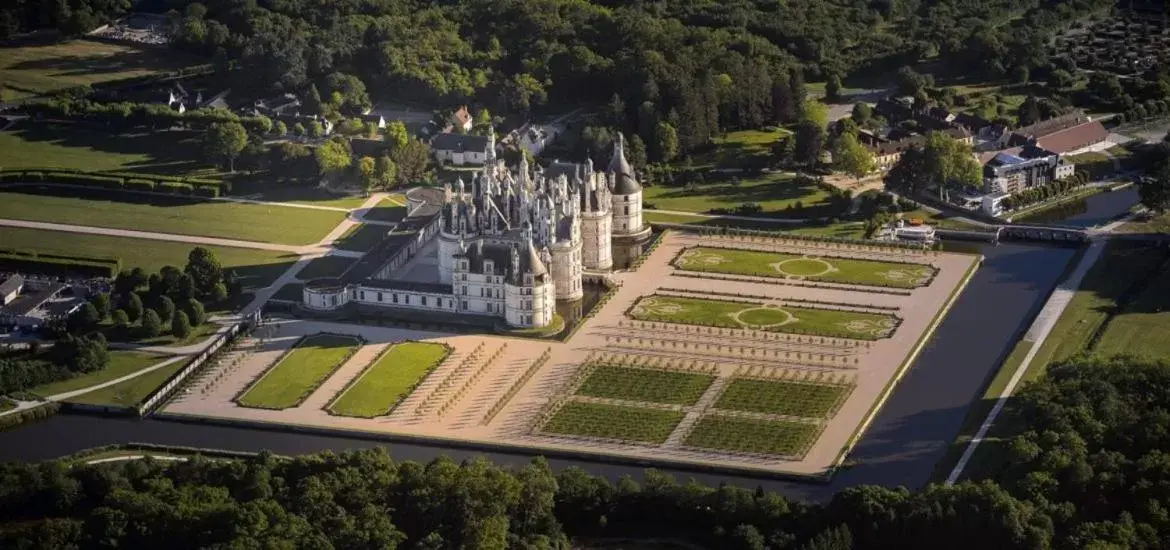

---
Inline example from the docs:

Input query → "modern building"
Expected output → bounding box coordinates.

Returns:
[302,132,646,328]
[982,145,1076,195]
[0,279,87,330]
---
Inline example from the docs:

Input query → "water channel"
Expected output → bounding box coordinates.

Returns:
[0,195,1135,502]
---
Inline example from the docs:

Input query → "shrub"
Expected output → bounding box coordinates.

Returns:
[158,182,194,195]
[193,185,220,198]
[125,179,156,191]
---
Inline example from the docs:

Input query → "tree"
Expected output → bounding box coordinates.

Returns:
[1138,164,1170,214]
[202,121,248,172]
[390,138,430,186]
[112,309,129,331]
[68,302,101,332]
[627,134,648,171]
[376,156,398,190]
[384,120,409,151]
[140,309,162,338]
[171,311,191,340]
[771,135,794,167]
[794,121,826,166]
[185,247,223,299]
[800,100,830,130]
[124,293,143,323]
[884,144,929,195]
[851,103,872,126]
[653,122,679,162]
[924,132,981,201]
[154,295,175,325]
[183,298,206,326]
[1018,95,1042,126]
[472,109,493,136]
[358,156,378,193]
[1089,72,1125,107]
[895,66,930,98]
[825,74,843,102]
[274,120,287,136]
[1049,69,1074,89]
[834,133,876,183]
[293,122,306,137]
[90,293,110,321]
[210,283,228,303]
[314,137,352,177]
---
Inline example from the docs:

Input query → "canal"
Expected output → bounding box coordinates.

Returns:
[1017,186,1139,228]
[0,241,1077,502]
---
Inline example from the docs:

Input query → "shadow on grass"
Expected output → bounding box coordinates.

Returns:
[7,122,215,176]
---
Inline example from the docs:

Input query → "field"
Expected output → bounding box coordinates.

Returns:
[540,401,685,444]
[1065,151,1115,179]
[237,334,361,409]
[334,224,390,252]
[575,364,715,406]
[1093,258,1170,360]
[328,342,450,418]
[104,321,220,348]
[628,295,899,340]
[0,40,196,100]
[673,246,936,288]
[297,255,356,280]
[684,414,822,458]
[642,210,868,238]
[0,123,222,177]
[28,351,165,397]
[687,128,792,169]
[65,359,188,409]
[1119,211,1170,235]
[642,172,834,217]
[714,377,854,419]
[0,227,297,291]
[0,186,344,245]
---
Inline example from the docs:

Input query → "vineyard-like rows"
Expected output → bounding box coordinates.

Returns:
[541,402,684,444]
[715,377,853,418]
[576,364,716,405]
[684,414,822,458]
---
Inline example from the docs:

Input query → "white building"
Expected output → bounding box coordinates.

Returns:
[302,131,645,329]
[432,133,492,166]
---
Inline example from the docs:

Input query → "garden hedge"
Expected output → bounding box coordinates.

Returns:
[0,249,121,278]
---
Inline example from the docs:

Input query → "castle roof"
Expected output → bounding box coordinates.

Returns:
[608,133,641,195]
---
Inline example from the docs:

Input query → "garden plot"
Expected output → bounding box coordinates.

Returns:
[673,246,937,288]
[327,341,450,418]
[540,401,685,444]
[629,294,899,340]
[237,334,361,410]
[574,362,716,406]
[684,413,823,459]
[714,374,855,419]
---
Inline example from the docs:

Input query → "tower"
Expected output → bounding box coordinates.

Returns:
[607,133,644,237]
[579,158,613,270]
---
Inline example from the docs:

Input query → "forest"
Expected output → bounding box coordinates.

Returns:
[0,354,1166,549]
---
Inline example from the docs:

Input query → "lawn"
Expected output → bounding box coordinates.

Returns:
[628,295,899,340]
[642,172,834,217]
[686,128,792,169]
[1094,258,1170,360]
[297,255,356,280]
[541,401,685,444]
[0,227,297,291]
[1066,151,1115,179]
[334,224,390,252]
[0,123,223,177]
[65,359,188,409]
[673,246,937,288]
[0,39,198,100]
[714,377,854,419]
[327,341,450,418]
[102,321,220,348]
[30,350,166,398]
[574,364,716,406]
[684,414,822,458]
[1119,211,1170,234]
[237,334,361,410]
[0,185,345,245]
[642,211,867,238]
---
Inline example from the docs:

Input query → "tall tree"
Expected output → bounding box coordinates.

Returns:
[390,138,430,186]
[825,74,843,102]
[140,309,162,338]
[884,144,929,195]
[376,156,398,190]
[1138,163,1170,214]
[171,310,191,340]
[184,247,223,299]
[384,120,409,151]
[834,133,876,183]
[202,121,248,172]
[358,156,377,194]
[653,122,679,163]
[794,121,826,166]
[314,137,352,177]
[924,132,981,200]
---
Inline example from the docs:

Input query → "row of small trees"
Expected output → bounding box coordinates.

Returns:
[1000,171,1092,211]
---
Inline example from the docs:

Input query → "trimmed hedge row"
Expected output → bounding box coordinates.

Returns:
[0,401,61,432]
[0,249,121,278]
[0,169,227,197]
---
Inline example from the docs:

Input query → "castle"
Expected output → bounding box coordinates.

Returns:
[301,133,646,329]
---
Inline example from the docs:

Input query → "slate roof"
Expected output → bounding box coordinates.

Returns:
[0,275,23,297]
[431,133,490,153]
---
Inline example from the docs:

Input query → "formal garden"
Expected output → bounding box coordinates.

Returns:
[539,401,685,444]
[628,294,899,340]
[713,374,855,419]
[327,341,451,418]
[683,413,823,458]
[236,333,362,409]
[673,246,937,288]
[573,362,717,406]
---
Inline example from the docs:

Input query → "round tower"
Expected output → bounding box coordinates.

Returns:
[607,133,646,239]
[579,164,613,270]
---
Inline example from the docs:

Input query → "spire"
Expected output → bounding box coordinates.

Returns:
[608,132,641,195]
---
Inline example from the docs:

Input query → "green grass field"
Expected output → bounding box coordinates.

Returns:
[0,227,297,291]
[334,224,390,252]
[0,123,224,177]
[629,295,899,340]
[575,364,716,406]
[327,342,450,418]
[1119,211,1170,234]
[29,351,166,398]
[673,246,936,288]
[686,128,792,169]
[642,172,834,217]
[1094,259,1170,360]
[541,401,685,444]
[65,359,188,409]
[102,320,220,348]
[237,334,360,409]
[0,185,344,245]
[0,40,198,100]
[1066,151,1115,179]
[714,377,854,419]
[684,414,822,458]
[642,211,868,238]
[297,255,355,280]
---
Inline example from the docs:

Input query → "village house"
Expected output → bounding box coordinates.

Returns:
[431,133,492,166]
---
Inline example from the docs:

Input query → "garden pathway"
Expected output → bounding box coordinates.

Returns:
[44,356,190,402]
[662,376,731,448]
[297,342,389,411]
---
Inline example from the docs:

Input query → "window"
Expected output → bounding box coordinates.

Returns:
[624,206,629,215]
[404,295,410,305]
[377,292,383,302]
[330,296,338,306]
[462,274,467,281]
[480,287,484,297]
[421,296,427,306]
[393,293,399,304]
[461,300,468,310]
[360,291,366,300]
[462,286,468,295]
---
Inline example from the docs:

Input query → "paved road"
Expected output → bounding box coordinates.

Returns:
[945,238,1106,484]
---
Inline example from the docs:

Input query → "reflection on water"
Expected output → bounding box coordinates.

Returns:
[555,282,606,336]
[1017,187,1139,228]
[611,235,651,270]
